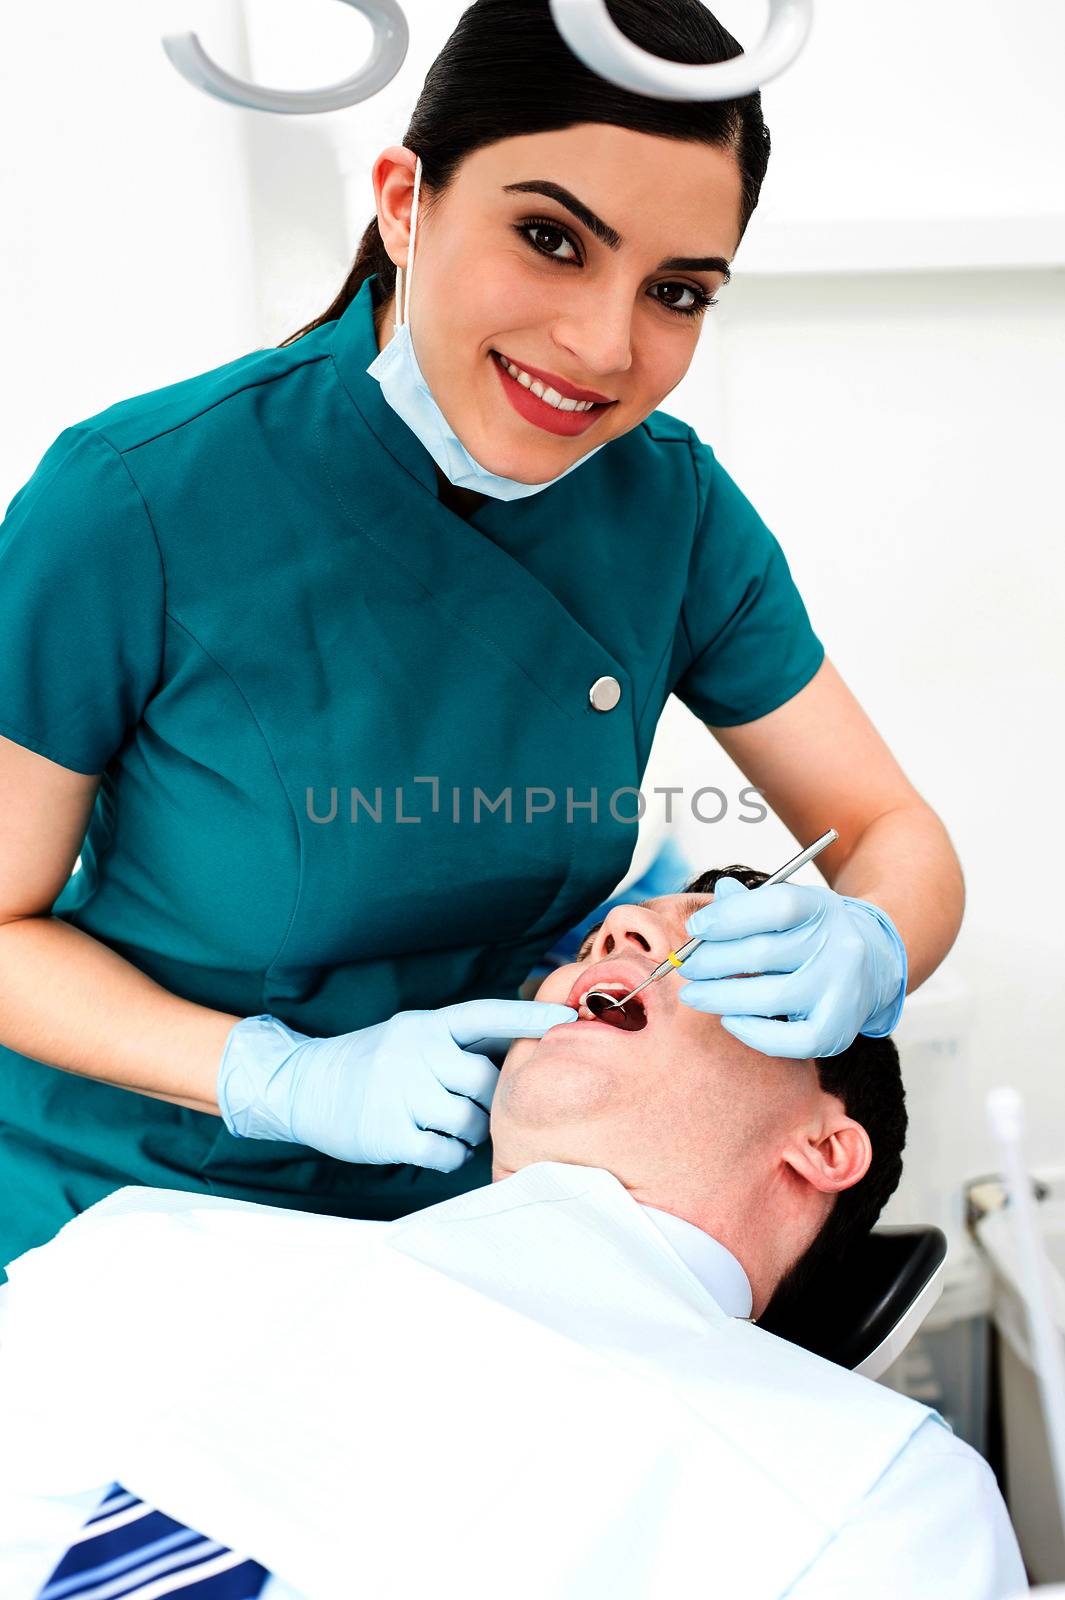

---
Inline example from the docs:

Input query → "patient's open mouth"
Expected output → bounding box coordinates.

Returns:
[587,994,646,1031]
[579,983,648,1033]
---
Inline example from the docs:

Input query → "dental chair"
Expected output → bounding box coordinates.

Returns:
[762,1223,948,1381]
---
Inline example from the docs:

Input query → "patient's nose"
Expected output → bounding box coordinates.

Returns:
[588,904,677,968]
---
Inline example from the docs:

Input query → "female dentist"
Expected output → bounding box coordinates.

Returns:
[0,0,963,1276]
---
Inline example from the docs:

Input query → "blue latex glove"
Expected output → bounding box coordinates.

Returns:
[216,998,577,1171]
[676,877,907,1058]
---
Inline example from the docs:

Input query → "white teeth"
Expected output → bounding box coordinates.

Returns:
[497,353,598,412]
[579,981,629,1005]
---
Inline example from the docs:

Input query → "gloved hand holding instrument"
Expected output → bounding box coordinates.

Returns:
[215,998,577,1170]
[591,830,907,1059]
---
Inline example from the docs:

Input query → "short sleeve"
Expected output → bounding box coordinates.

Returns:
[0,426,164,774]
[673,437,824,727]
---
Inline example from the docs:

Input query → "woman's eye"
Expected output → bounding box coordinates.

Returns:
[515,219,717,320]
[654,282,718,316]
[519,220,580,264]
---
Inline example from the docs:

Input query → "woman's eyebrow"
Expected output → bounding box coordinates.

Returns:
[501,179,731,281]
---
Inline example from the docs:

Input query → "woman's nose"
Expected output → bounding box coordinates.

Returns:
[589,904,676,967]
[552,296,634,382]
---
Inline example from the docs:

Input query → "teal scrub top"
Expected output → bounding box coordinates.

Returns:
[0,273,824,1274]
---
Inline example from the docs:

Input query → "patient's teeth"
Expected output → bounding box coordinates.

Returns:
[581,983,627,1006]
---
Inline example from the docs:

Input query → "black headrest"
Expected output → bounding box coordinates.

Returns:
[757,1225,948,1371]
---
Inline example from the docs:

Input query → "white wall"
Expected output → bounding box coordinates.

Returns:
[0,0,260,490]
[2,0,1063,1191]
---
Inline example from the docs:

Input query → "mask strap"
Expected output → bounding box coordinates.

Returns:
[396,154,422,330]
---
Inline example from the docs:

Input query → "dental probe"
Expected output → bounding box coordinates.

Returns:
[587,828,839,1014]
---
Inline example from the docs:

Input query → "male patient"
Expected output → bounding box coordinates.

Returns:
[498,862,906,1324]
[0,866,1025,1600]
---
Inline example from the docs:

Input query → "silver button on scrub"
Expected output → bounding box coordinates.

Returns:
[588,675,622,712]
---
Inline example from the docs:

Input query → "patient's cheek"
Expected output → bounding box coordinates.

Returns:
[534,969,576,1006]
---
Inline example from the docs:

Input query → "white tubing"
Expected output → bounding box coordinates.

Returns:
[987,1087,1065,1556]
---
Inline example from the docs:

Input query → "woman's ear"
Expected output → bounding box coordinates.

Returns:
[372,146,418,267]
[783,1114,872,1195]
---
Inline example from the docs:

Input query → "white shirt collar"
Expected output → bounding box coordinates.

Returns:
[638,1204,753,1319]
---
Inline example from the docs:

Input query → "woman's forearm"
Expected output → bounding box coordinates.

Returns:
[0,913,242,1113]
[828,801,965,993]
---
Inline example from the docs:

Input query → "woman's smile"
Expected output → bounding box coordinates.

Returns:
[491,348,617,438]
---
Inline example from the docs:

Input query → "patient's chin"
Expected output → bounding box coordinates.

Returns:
[493,1056,617,1132]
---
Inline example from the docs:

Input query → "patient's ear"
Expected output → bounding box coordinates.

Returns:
[782,1114,872,1195]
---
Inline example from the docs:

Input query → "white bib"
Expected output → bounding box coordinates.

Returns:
[0,1163,939,1599]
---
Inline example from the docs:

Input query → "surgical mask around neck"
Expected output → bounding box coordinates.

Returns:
[365,154,608,502]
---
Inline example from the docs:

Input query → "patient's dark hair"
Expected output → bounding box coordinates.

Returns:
[279,0,770,345]
[682,865,907,1319]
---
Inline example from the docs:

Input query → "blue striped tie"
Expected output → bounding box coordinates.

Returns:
[35,1481,271,1599]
